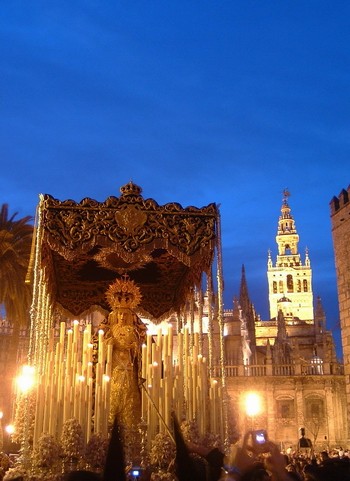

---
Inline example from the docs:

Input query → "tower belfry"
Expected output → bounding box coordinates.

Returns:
[267,190,314,321]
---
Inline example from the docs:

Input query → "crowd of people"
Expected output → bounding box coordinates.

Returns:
[1,415,350,481]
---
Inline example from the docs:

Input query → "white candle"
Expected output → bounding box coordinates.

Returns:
[98,329,105,364]
[73,319,79,344]
[142,343,147,379]
[60,321,66,345]
[87,378,93,443]
[167,324,173,357]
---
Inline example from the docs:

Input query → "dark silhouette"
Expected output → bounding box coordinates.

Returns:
[172,412,202,481]
[65,471,101,481]
[102,416,126,481]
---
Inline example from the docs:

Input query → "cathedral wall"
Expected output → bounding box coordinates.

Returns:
[226,374,347,450]
[330,187,350,440]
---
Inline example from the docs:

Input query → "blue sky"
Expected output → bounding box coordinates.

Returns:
[1,2,349,356]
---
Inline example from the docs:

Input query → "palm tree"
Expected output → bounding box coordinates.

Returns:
[0,204,33,329]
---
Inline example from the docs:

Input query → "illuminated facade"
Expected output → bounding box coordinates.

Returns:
[224,192,347,449]
[267,189,313,321]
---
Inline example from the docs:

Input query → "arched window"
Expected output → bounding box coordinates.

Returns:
[287,274,293,292]
[273,281,277,293]
[297,280,301,292]
[303,279,308,292]
[279,280,283,293]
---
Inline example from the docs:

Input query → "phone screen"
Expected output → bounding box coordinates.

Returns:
[255,430,267,444]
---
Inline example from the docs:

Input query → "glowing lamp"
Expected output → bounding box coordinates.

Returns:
[245,392,261,417]
[16,365,35,393]
[5,424,14,435]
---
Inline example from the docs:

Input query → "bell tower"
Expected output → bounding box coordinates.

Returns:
[267,190,314,321]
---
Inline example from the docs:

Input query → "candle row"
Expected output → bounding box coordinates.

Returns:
[33,322,111,445]
[32,319,225,449]
[141,324,223,444]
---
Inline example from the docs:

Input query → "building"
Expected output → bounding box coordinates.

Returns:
[224,191,347,449]
[330,185,350,440]
[0,188,347,452]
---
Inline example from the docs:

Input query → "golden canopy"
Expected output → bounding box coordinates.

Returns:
[34,181,219,320]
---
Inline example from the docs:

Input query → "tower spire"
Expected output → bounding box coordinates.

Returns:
[239,264,257,356]
[277,188,298,251]
[239,264,249,302]
[267,191,314,321]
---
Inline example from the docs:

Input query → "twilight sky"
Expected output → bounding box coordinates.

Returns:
[1,2,349,356]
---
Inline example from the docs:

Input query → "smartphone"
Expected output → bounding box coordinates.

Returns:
[252,429,269,453]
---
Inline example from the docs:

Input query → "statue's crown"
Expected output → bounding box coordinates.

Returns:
[106,275,142,309]
[120,181,142,197]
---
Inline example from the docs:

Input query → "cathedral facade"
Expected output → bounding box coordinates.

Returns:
[224,191,347,449]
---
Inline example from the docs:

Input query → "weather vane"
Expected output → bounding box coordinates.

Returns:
[282,188,290,203]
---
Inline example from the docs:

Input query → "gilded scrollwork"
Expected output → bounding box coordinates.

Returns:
[39,182,218,319]
[42,191,217,263]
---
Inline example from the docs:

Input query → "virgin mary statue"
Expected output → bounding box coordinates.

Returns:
[105,276,147,430]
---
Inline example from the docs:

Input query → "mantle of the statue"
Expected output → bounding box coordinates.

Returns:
[32,181,219,321]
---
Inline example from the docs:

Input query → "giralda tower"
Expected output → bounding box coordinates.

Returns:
[267,190,314,322]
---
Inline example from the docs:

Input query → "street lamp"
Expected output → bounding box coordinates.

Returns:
[4,424,14,452]
[245,392,261,429]
[16,365,35,394]
[15,365,36,465]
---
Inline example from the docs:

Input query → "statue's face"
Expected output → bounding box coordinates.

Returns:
[114,308,133,324]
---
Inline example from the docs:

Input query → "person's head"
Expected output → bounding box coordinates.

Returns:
[64,471,101,481]
[240,463,270,481]
[320,451,329,461]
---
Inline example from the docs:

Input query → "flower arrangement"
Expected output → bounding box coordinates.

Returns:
[180,419,200,444]
[84,433,108,471]
[12,391,36,446]
[149,433,175,470]
[60,419,84,460]
[32,433,61,468]
[3,466,27,481]
[150,471,176,481]
[0,452,11,471]
[201,432,222,450]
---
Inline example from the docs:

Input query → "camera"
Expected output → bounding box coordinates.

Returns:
[251,429,269,453]
[129,468,141,480]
